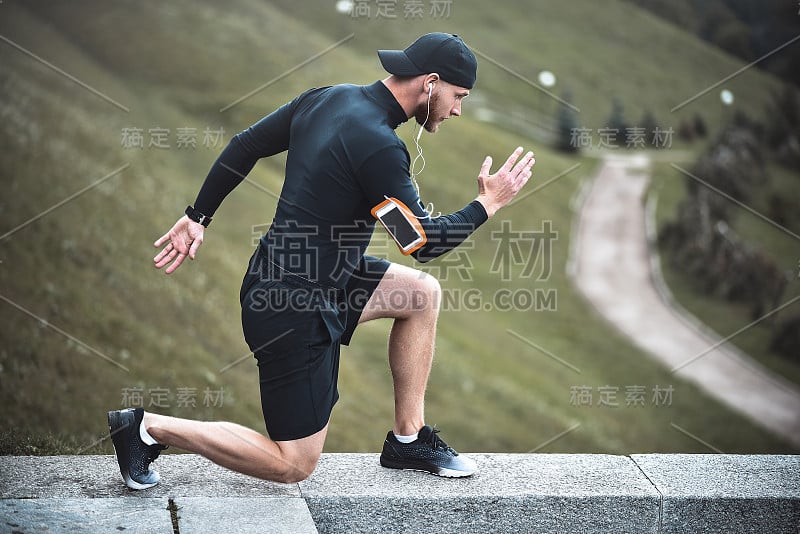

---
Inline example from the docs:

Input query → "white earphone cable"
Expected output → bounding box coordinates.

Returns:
[410,83,441,218]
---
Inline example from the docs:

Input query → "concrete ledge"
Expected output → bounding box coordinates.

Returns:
[631,454,800,534]
[1,454,798,533]
[0,455,316,533]
[301,453,660,533]
[176,497,318,534]
[3,498,172,533]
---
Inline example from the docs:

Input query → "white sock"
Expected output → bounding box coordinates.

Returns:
[394,432,418,444]
[139,415,159,446]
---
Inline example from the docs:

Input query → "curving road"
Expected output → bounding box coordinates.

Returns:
[569,153,800,449]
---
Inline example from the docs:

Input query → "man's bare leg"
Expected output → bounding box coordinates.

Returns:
[144,414,327,484]
[358,262,441,436]
[134,263,439,485]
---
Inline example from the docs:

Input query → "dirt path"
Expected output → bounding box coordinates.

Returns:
[570,153,800,449]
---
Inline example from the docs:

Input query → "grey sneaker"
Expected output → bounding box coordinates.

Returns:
[108,408,167,490]
[380,425,477,477]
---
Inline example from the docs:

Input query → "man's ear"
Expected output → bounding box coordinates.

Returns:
[423,73,440,94]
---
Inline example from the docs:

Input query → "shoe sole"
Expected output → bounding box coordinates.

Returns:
[108,410,159,490]
[379,455,476,478]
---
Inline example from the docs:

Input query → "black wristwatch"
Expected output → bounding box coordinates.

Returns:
[185,205,212,227]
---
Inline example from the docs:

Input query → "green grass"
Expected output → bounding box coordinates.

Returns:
[0,0,796,457]
[268,0,785,131]
[0,429,102,456]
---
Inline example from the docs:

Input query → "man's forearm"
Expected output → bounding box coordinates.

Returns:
[193,137,259,216]
[412,200,488,263]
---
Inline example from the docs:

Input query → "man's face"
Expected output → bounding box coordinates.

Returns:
[414,80,470,133]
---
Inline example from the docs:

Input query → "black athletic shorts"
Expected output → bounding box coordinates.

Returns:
[239,245,389,441]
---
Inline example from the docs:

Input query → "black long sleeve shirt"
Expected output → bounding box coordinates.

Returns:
[194,81,487,288]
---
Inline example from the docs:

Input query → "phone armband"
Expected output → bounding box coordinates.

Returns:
[371,197,427,255]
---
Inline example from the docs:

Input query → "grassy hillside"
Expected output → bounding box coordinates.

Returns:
[268,0,786,131]
[0,0,795,456]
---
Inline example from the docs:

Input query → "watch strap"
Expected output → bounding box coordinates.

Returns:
[185,205,212,227]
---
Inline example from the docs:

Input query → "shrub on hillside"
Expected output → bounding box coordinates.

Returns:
[605,98,628,140]
[686,124,766,202]
[555,90,580,153]
[693,114,707,138]
[765,87,800,169]
[659,123,787,322]
[770,315,800,363]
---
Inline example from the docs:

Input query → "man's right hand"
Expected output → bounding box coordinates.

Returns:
[475,146,535,217]
[153,215,205,274]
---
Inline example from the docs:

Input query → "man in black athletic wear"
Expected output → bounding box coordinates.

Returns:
[108,33,534,488]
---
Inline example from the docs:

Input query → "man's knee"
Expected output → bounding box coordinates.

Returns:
[412,271,441,314]
[273,451,320,483]
[363,264,442,321]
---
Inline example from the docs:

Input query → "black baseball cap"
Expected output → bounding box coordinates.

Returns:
[378,33,478,89]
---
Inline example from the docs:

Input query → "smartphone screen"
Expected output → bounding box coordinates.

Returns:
[380,205,421,249]
[372,198,426,255]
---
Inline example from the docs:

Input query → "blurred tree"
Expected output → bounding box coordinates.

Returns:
[606,97,627,134]
[639,109,659,144]
[765,87,800,169]
[698,2,739,43]
[693,114,707,138]
[626,0,799,87]
[677,119,695,142]
[771,315,800,363]
[626,0,698,31]
[712,19,755,60]
[555,89,580,153]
